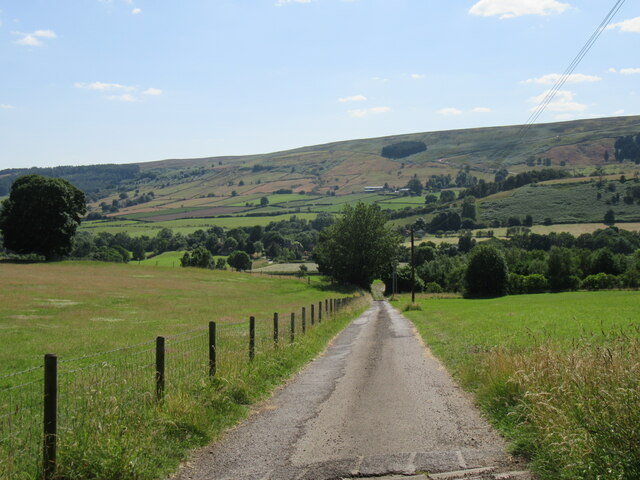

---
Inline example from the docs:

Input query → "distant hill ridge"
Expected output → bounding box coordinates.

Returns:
[3,115,640,206]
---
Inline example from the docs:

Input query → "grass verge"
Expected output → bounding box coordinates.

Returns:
[398,291,640,480]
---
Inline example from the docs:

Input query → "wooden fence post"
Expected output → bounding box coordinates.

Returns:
[311,304,315,325]
[290,313,295,343]
[209,322,216,377]
[43,354,57,480]
[302,307,306,334]
[273,312,279,347]
[155,336,165,401]
[249,317,255,361]
[318,302,322,323]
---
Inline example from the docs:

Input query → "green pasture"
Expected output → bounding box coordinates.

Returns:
[134,251,187,267]
[0,261,349,374]
[400,291,640,370]
[81,213,320,236]
[0,261,367,480]
[400,291,640,480]
[252,262,319,273]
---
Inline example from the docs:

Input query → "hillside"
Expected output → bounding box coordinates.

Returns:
[76,115,640,228]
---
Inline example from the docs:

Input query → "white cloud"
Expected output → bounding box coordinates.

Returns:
[1,104,15,109]
[13,29,57,46]
[348,106,391,118]
[75,82,162,102]
[472,107,492,113]
[75,81,136,92]
[529,90,587,112]
[108,93,137,102]
[411,74,426,80]
[614,109,625,115]
[469,0,570,19]
[437,107,463,116]
[276,0,312,6]
[131,7,142,14]
[606,16,640,33]
[608,67,640,75]
[523,73,601,84]
[338,94,367,103]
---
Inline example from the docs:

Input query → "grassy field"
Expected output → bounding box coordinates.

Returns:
[252,262,319,274]
[399,291,640,480]
[0,261,367,480]
[0,261,349,373]
[81,213,320,236]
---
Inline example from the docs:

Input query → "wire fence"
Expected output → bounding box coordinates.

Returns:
[0,296,361,480]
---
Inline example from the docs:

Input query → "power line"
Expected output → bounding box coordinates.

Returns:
[516,0,626,143]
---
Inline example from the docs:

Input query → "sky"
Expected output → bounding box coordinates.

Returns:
[1,0,640,169]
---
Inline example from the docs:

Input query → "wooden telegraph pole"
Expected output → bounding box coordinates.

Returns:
[411,227,415,304]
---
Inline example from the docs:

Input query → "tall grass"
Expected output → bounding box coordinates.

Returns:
[473,331,640,479]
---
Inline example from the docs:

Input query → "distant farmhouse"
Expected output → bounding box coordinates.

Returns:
[363,186,385,193]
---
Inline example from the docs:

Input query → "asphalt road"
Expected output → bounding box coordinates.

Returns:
[171,301,529,480]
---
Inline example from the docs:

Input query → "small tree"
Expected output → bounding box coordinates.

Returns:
[405,177,423,195]
[215,257,227,270]
[260,196,269,207]
[604,209,616,226]
[227,250,252,271]
[181,246,214,269]
[464,244,509,297]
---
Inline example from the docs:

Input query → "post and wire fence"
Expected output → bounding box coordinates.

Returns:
[0,295,361,480]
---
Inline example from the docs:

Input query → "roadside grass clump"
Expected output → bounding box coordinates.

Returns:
[402,303,422,312]
[473,332,640,479]
[400,291,640,480]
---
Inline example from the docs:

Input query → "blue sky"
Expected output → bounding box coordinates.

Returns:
[1,0,640,168]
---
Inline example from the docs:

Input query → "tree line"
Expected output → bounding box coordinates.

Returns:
[387,227,640,296]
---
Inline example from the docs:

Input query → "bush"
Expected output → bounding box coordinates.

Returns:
[523,274,548,293]
[425,281,443,293]
[581,273,621,290]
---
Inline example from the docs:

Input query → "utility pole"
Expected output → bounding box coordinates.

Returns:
[411,227,415,304]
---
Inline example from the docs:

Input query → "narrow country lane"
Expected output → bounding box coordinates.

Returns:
[171,301,530,480]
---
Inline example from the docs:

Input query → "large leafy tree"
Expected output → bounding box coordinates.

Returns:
[313,202,400,289]
[0,175,86,259]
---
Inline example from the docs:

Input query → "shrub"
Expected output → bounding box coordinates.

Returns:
[581,273,621,290]
[425,281,443,293]
[523,274,548,293]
